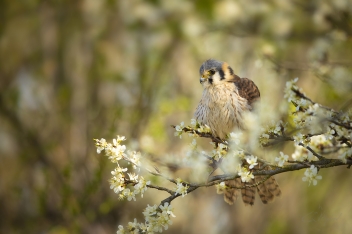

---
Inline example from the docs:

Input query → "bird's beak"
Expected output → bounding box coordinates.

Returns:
[200,77,206,83]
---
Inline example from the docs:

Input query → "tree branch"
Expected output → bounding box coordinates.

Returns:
[155,158,352,207]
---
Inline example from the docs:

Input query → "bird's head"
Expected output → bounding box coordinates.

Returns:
[199,59,236,88]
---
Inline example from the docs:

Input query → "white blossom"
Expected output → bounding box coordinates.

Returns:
[115,135,126,144]
[142,204,158,222]
[306,103,320,115]
[302,165,322,186]
[159,202,176,218]
[292,112,306,128]
[265,121,284,135]
[174,121,184,138]
[111,165,128,175]
[109,173,125,193]
[275,152,289,167]
[123,188,136,201]
[95,138,108,154]
[175,182,189,197]
[293,133,306,144]
[245,155,258,169]
[212,143,227,161]
[325,125,336,140]
[156,211,173,231]
[127,218,139,233]
[128,173,139,182]
[107,144,126,163]
[295,98,310,111]
[259,132,270,145]
[284,77,299,102]
[335,125,348,138]
[128,151,141,169]
[116,225,126,234]
[137,222,148,233]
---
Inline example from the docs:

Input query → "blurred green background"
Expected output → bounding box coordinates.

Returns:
[1,0,352,233]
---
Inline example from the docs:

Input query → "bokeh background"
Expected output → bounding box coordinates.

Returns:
[1,0,352,233]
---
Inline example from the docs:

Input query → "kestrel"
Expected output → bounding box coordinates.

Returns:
[194,59,281,205]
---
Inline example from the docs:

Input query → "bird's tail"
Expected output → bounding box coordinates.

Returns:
[224,174,281,206]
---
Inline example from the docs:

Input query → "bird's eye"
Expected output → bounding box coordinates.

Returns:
[208,69,215,75]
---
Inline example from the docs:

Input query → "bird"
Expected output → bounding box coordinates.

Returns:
[194,59,281,205]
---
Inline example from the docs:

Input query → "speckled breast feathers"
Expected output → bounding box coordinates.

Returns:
[194,82,250,139]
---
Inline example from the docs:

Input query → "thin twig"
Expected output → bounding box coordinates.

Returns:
[147,184,175,195]
[329,119,352,130]
[298,142,326,160]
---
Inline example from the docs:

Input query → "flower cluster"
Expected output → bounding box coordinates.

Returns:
[284,79,323,132]
[238,166,254,183]
[282,78,352,187]
[285,78,352,138]
[95,137,178,233]
[338,147,352,163]
[212,143,228,161]
[259,121,286,145]
[117,203,176,233]
[293,133,310,145]
[283,77,300,102]
[174,119,212,139]
[231,155,258,183]
[94,137,150,201]
[281,78,351,169]
[261,77,350,151]
[309,134,332,152]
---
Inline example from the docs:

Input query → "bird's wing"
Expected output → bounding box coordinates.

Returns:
[224,178,241,205]
[233,78,260,107]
